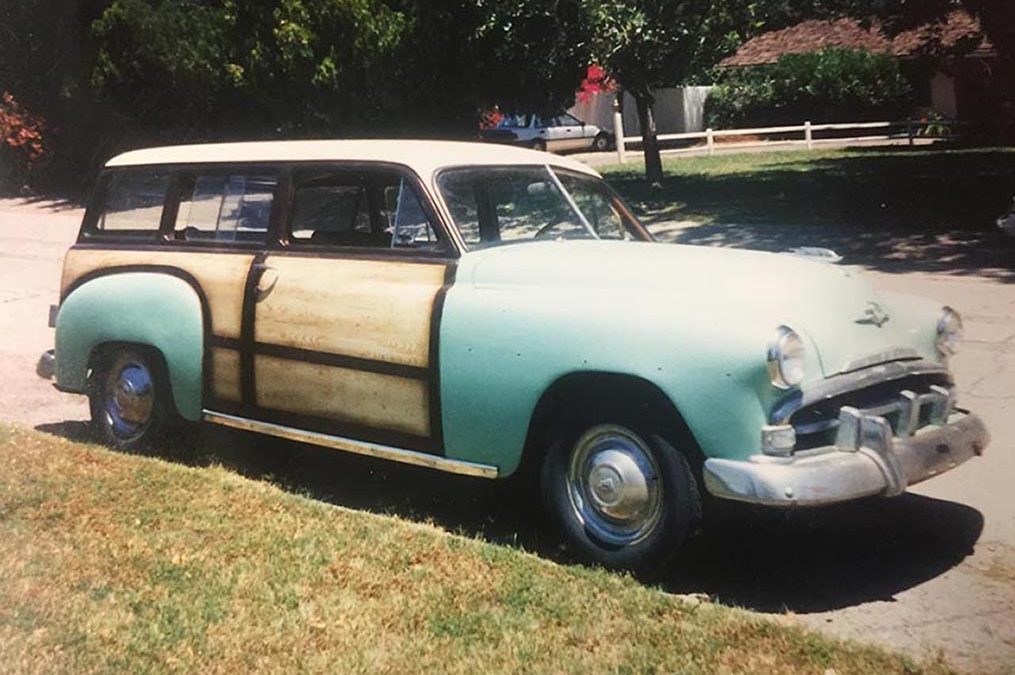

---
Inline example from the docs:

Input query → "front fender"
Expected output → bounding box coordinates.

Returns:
[439,284,773,475]
[55,272,205,420]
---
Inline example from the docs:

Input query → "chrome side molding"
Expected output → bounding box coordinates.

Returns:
[203,410,499,479]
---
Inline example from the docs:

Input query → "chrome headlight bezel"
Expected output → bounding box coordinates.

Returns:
[767,325,806,390]
[936,306,963,357]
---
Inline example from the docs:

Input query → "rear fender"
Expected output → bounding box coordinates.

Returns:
[55,272,205,420]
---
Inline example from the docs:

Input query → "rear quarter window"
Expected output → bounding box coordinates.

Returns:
[93,169,170,235]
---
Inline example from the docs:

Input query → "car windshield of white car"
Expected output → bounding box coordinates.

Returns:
[438,166,635,249]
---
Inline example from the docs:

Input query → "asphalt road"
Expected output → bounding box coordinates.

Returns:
[1,197,1013,672]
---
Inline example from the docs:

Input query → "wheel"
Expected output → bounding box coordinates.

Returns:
[531,139,547,152]
[541,420,701,575]
[593,132,611,152]
[89,346,173,451]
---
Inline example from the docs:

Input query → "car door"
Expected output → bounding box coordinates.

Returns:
[536,115,566,150]
[557,114,590,150]
[243,165,456,453]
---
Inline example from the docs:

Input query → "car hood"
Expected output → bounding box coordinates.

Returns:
[460,240,935,377]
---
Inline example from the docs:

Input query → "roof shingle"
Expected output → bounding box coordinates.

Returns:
[720,11,992,67]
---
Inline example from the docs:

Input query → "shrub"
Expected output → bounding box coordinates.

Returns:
[0,92,47,193]
[706,48,915,128]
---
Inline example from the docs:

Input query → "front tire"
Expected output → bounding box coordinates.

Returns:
[531,139,547,152]
[89,346,173,452]
[541,420,701,575]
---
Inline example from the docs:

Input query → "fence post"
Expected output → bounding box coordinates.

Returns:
[706,128,715,156]
[907,119,915,146]
[804,120,813,150]
[613,93,626,164]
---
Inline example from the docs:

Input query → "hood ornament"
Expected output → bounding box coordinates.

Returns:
[856,301,890,327]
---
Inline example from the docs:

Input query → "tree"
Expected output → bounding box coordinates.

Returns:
[90,0,408,139]
[89,0,594,141]
[588,1,789,183]
[391,0,594,133]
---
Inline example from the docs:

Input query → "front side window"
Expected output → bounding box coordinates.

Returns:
[437,166,644,249]
[175,173,277,243]
[95,169,170,233]
[556,172,628,240]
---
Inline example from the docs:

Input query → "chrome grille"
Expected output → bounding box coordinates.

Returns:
[789,373,954,450]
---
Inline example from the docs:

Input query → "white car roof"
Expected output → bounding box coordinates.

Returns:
[105,139,601,179]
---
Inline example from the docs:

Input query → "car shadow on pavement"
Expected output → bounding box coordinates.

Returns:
[35,420,984,615]
[663,494,984,613]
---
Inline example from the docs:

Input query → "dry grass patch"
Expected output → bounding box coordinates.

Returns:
[0,424,951,673]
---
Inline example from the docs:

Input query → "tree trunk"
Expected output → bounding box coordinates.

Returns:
[633,93,663,185]
[969,0,1015,142]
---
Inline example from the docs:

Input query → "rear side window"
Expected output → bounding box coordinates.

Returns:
[287,169,445,252]
[95,169,170,233]
[175,173,277,243]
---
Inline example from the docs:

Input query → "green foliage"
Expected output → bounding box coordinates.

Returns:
[88,0,593,139]
[393,0,594,127]
[707,48,915,127]
[90,0,406,136]
[0,92,47,191]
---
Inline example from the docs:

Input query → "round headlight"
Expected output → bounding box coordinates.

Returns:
[936,306,963,357]
[767,326,806,389]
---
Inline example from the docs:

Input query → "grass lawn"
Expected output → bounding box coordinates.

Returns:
[602,146,1015,230]
[601,146,1015,281]
[0,424,952,674]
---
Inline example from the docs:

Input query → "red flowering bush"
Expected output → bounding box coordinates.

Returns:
[0,92,47,191]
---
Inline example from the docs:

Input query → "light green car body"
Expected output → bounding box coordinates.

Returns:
[55,239,945,477]
[438,240,943,474]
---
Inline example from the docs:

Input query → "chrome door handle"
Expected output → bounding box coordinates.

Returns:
[254,264,278,302]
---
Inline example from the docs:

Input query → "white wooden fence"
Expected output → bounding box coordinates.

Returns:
[611,117,954,164]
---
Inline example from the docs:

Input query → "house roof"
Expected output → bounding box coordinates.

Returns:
[720,11,993,67]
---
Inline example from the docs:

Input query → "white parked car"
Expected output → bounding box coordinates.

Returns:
[480,113,613,153]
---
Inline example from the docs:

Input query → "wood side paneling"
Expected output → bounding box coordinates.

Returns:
[61,248,254,338]
[255,256,446,367]
[255,355,431,437]
[211,347,242,402]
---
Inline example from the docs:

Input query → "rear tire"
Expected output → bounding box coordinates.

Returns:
[540,415,701,576]
[531,139,547,152]
[88,345,174,452]
[593,132,611,152]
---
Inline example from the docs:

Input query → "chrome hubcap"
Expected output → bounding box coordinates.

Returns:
[104,358,154,440]
[567,425,662,546]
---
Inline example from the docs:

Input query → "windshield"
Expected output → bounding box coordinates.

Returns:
[437,166,648,249]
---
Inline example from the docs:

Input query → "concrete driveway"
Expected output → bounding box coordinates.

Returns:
[1,197,1013,672]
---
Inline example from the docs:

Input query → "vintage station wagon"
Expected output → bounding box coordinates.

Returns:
[40,140,989,573]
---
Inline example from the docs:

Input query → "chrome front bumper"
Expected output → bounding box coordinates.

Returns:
[703,410,988,506]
